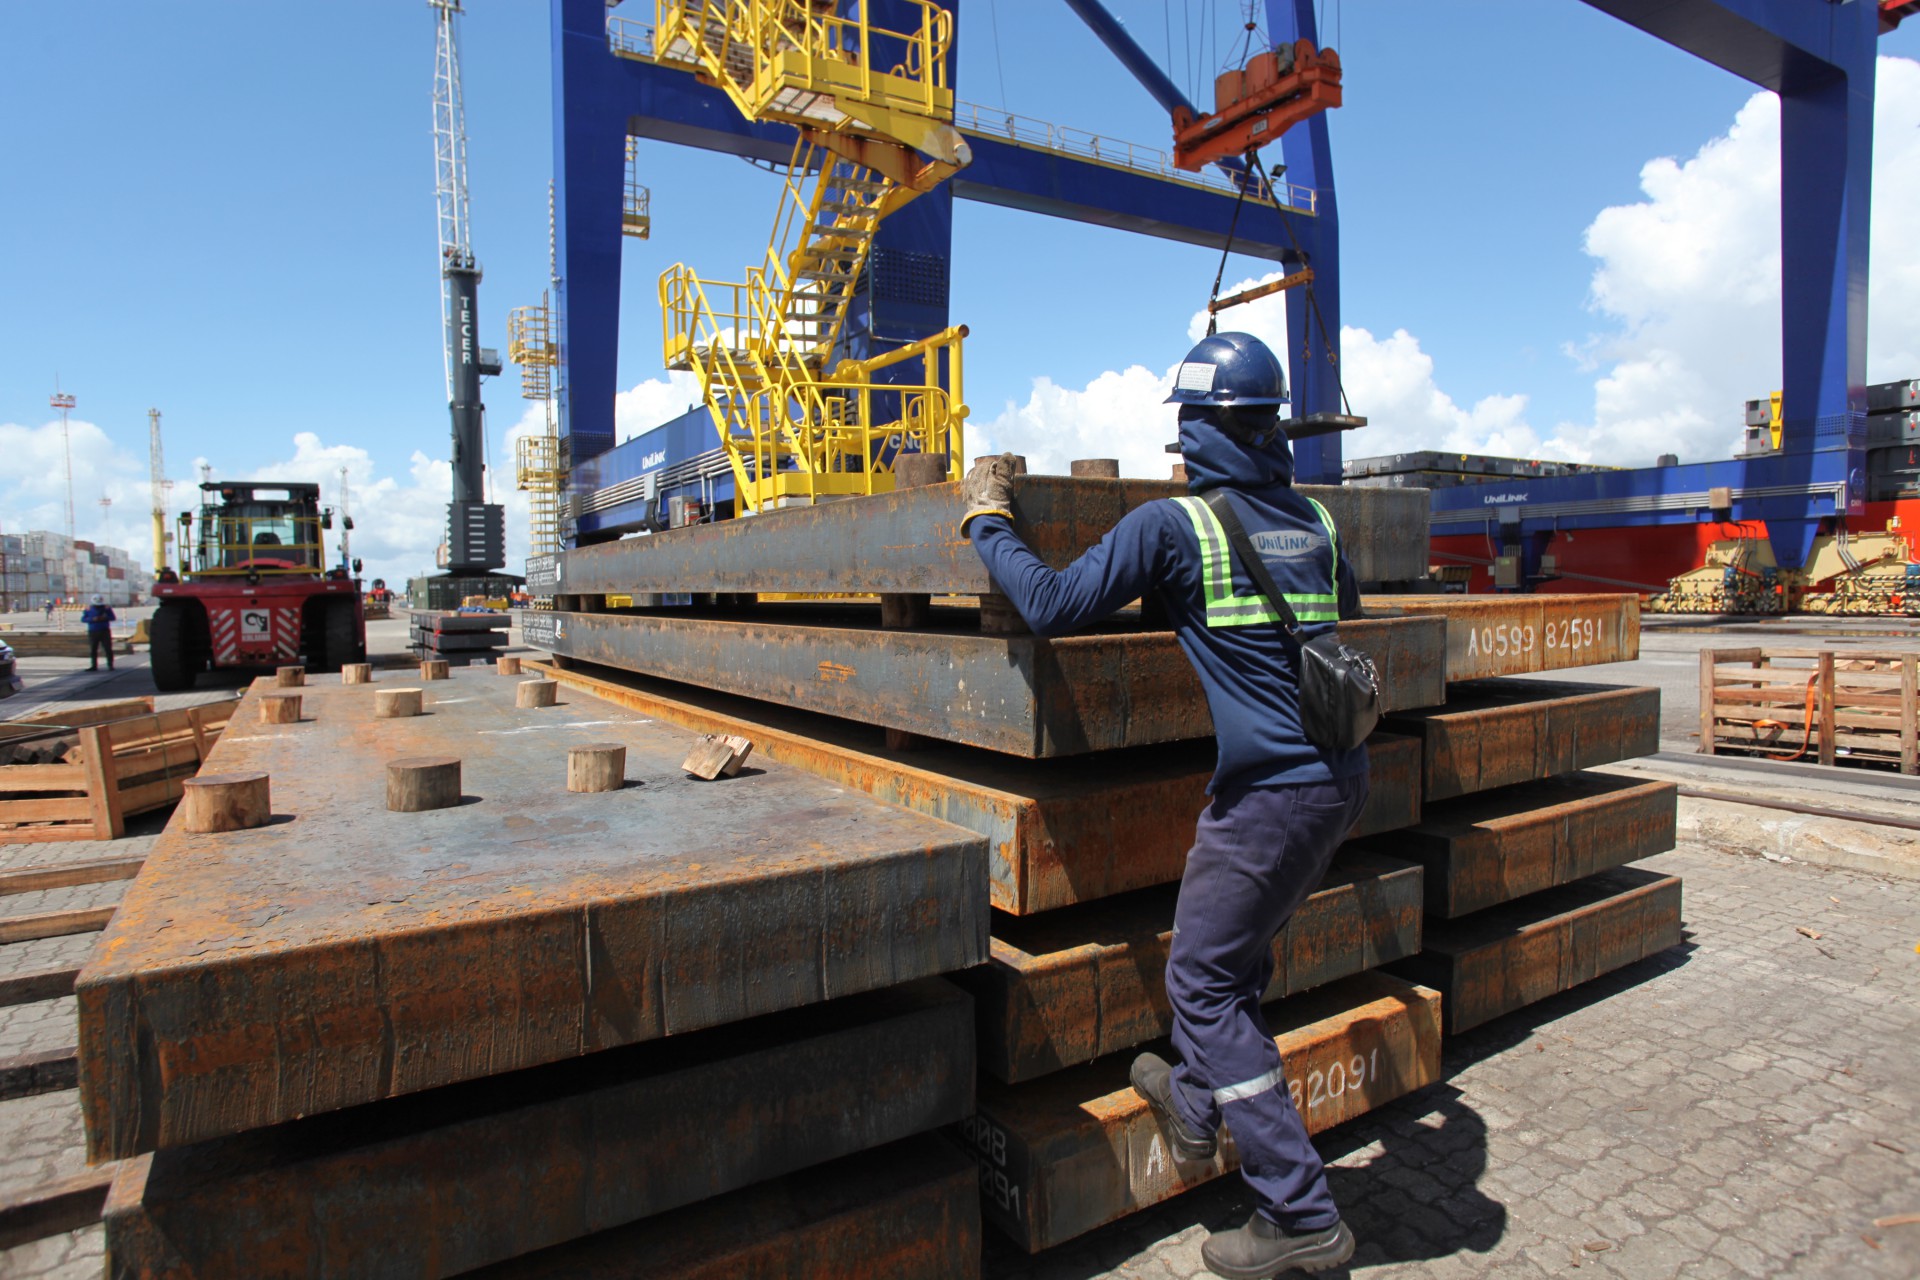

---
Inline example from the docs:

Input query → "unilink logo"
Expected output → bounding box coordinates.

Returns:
[1252,527,1327,559]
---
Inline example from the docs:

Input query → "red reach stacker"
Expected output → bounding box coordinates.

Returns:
[149,481,366,691]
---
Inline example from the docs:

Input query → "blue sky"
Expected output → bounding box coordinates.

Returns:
[3,2,1916,583]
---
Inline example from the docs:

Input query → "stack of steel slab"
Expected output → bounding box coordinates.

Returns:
[522,477,1683,1257]
[409,609,510,666]
[75,669,991,1277]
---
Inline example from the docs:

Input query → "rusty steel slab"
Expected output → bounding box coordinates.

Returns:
[1363,594,1640,680]
[1358,772,1676,919]
[529,660,1423,914]
[556,477,1429,597]
[957,971,1442,1253]
[956,851,1423,1084]
[545,609,1448,757]
[464,1135,978,1280]
[1382,679,1662,802]
[76,671,987,1161]
[1390,867,1683,1034]
[102,979,974,1280]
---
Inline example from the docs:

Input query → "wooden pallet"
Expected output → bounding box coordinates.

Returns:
[0,700,236,842]
[1699,648,1919,773]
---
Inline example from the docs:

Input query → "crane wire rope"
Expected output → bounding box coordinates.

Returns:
[986,0,1010,111]
[1246,150,1354,417]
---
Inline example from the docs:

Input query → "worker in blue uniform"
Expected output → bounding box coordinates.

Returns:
[961,332,1367,1279]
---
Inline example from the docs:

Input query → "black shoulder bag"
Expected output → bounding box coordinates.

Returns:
[1200,489,1381,752]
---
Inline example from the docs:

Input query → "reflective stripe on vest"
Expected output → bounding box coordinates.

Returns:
[1170,495,1340,628]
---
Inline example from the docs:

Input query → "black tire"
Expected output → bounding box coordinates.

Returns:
[149,603,198,692]
[317,597,362,672]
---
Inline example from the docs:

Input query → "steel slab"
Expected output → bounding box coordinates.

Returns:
[1382,679,1662,802]
[101,980,975,1280]
[531,660,1422,915]
[1363,594,1640,680]
[958,972,1442,1253]
[545,610,1449,757]
[1358,773,1677,919]
[1390,867,1684,1034]
[554,478,1430,596]
[77,672,988,1160]
[956,851,1424,1084]
[464,1135,979,1280]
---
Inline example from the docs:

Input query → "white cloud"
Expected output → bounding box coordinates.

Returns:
[615,373,704,444]
[974,55,1920,474]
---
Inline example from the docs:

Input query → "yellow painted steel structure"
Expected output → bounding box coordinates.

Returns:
[624,138,652,238]
[509,292,566,557]
[634,0,972,511]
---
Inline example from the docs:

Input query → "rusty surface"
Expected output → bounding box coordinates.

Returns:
[557,477,1430,596]
[464,1135,979,1280]
[1391,867,1683,1034]
[959,971,1442,1254]
[1358,772,1676,918]
[957,851,1423,1084]
[1362,594,1641,680]
[1383,679,1661,802]
[530,660,1420,915]
[102,980,975,1280]
[76,672,987,1161]
[545,609,1448,757]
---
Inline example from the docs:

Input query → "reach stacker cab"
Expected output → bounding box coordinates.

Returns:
[149,481,366,691]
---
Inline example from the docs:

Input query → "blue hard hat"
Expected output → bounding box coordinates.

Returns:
[1163,332,1290,406]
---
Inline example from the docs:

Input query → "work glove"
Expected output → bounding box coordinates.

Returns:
[959,453,1017,535]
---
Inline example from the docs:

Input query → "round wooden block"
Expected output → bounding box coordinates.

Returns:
[894,452,948,489]
[517,679,559,709]
[180,772,271,834]
[258,693,302,725]
[386,756,461,813]
[1069,458,1120,478]
[275,666,306,688]
[421,659,450,681]
[566,742,627,793]
[341,663,373,685]
[374,688,424,719]
[496,655,522,676]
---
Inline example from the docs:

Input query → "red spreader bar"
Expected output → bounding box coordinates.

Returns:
[1172,39,1343,172]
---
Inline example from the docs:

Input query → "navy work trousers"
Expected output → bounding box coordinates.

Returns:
[1166,771,1370,1232]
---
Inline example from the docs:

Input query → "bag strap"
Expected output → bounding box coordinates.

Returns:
[1201,489,1305,640]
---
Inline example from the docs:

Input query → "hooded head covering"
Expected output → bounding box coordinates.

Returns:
[91,594,105,605]
[1177,404,1295,494]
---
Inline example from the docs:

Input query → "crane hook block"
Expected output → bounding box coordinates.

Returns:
[1171,39,1342,172]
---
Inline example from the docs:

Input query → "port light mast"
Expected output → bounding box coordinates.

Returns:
[50,384,76,542]
[431,0,504,575]
[148,408,172,575]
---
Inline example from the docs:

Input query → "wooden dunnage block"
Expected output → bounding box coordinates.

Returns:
[257,694,302,725]
[497,655,522,676]
[517,679,559,709]
[178,774,270,835]
[960,972,1442,1253]
[1390,867,1684,1034]
[274,666,304,688]
[387,757,462,812]
[1358,772,1676,918]
[341,663,372,685]
[421,659,451,681]
[101,981,975,1280]
[1382,679,1660,801]
[463,1136,979,1280]
[374,688,424,718]
[958,851,1423,1083]
[566,743,626,793]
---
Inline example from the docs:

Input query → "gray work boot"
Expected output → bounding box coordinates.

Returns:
[1129,1052,1216,1160]
[1202,1214,1355,1279]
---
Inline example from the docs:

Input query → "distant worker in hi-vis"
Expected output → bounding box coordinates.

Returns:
[961,331,1380,1279]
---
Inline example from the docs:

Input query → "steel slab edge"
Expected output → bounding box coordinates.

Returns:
[1365,594,1641,680]
[1382,679,1662,802]
[1390,866,1684,1035]
[553,480,1431,595]
[957,850,1423,1084]
[545,612,1449,757]
[527,660,1419,913]
[1358,772,1678,918]
[76,671,988,1160]
[463,1135,980,1280]
[102,980,974,1280]
[958,971,1442,1253]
